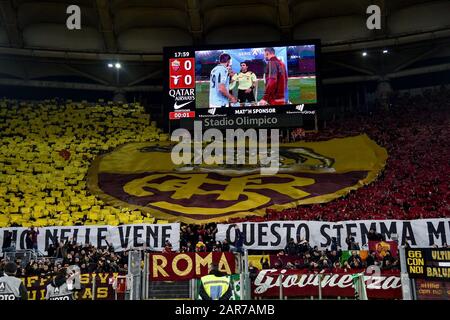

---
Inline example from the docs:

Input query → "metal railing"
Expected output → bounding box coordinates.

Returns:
[4,249,38,267]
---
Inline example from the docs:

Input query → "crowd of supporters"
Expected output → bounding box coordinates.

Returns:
[3,224,450,277]
[232,87,450,223]
[1,236,129,277]
[0,100,164,228]
[1,89,448,228]
[1,88,449,278]
[1,225,400,277]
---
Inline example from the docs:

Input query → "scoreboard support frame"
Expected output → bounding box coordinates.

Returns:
[399,245,414,300]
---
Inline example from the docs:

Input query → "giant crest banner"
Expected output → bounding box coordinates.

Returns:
[87,134,387,223]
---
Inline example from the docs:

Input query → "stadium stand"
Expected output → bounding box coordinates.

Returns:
[0,88,448,230]
[0,99,166,228]
[233,88,450,223]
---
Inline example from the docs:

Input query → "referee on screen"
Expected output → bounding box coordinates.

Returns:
[230,61,257,105]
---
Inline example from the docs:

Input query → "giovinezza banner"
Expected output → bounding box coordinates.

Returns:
[252,269,402,299]
[216,218,450,250]
[0,223,180,253]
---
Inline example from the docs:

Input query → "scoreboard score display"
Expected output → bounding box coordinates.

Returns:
[405,248,450,279]
[163,40,321,130]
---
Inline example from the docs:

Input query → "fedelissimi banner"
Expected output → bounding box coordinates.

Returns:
[216,218,450,250]
[0,223,180,253]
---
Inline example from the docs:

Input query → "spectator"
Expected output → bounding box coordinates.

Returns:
[284,238,298,256]
[327,250,341,265]
[330,237,339,252]
[347,251,362,269]
[196,237,206,252]
[366,251,378,267]
[382,250,395,268]
[297,239,310,254]
[2,230,15,253]
[345,235,355,250]
[248,262,259,281]
[367,227,384,241]
[318,256,332,270]
[229,225,244,254]
[25,233,34,251]
[46,243,56,257]
[29,227,39,253]
[260,257,270,269]
[221,239,230,252]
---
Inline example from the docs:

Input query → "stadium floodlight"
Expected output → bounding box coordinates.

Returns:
[362,51,368,57]
[115,63,122,69]
[382,49,389,54]
[107,63,113,68]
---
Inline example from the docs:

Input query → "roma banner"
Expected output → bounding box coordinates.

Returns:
[252,269,402,299]
[0,223,180,253]
[21,273,124,300]
[149,252,237,281]
[216,218,450,250]
[87,134,387,224]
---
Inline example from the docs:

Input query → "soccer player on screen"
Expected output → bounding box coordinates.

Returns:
[209,53,237,108]
[258,47,287,106]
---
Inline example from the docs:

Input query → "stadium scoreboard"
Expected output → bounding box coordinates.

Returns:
[163,40,321,130]
[405,248,450,280]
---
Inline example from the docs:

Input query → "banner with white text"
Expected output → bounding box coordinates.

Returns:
[0,223,180,253]
[216,218,449,250]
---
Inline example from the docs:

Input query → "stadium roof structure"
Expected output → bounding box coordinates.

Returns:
[0,0,449,92]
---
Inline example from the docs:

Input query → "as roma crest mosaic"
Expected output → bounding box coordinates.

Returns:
[87,135,387,224]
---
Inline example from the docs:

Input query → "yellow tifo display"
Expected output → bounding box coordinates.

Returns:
[0,99,167,228]
[87,134,388,224]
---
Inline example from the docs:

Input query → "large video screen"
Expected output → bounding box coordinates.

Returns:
[164,41,320,129]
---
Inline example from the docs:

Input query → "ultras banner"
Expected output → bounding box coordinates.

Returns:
[21,273,125,300]
[149,252,237,281]
[87,134,387,224]
[405,248,450,279]
[0,223,180,253]
[216,218,450,250]
[252,269,402,299]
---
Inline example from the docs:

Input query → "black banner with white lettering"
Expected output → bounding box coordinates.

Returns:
[217,219,450,250]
